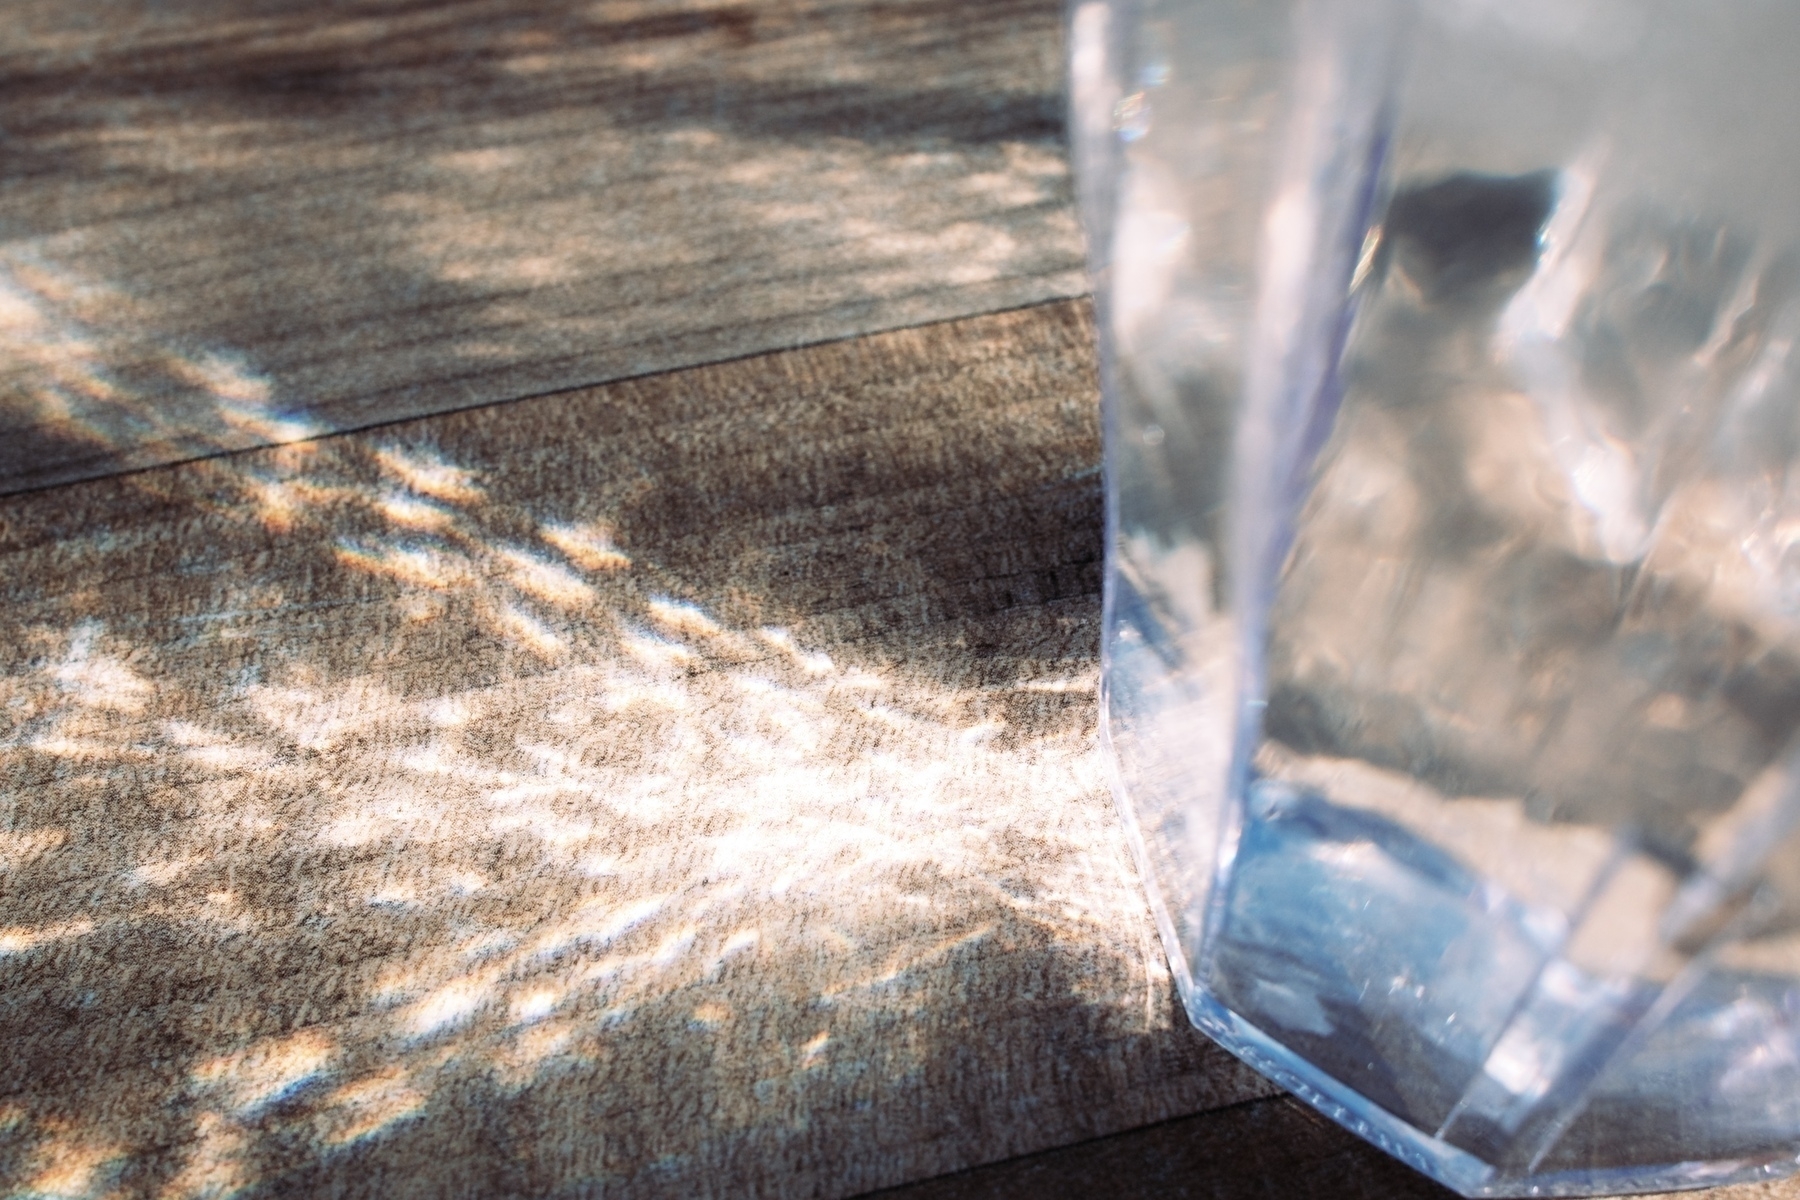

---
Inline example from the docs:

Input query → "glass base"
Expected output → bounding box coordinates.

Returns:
[1167,988,1793,1197]
[1102,585,1800,1197]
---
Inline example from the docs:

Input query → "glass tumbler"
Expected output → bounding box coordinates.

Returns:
[1072,1,1800,1194]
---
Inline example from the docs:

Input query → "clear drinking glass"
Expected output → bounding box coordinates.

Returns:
[1072,1,1800,1194]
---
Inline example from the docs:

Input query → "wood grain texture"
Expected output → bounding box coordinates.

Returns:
[856,1096,1461,1200]
[0,0,1085,492]
[0,301,1278,1200]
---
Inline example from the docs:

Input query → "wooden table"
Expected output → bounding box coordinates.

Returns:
[0,3,1783,1197]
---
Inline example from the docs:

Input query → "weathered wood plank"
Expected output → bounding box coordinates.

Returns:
[0,0,1085,493]
[0,301,1277,1200]
[856,1097,1462,1200]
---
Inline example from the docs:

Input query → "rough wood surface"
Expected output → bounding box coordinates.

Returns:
[0,0,1084,493]
[860,1096,1462,1200]
[0,301,1278,1200]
